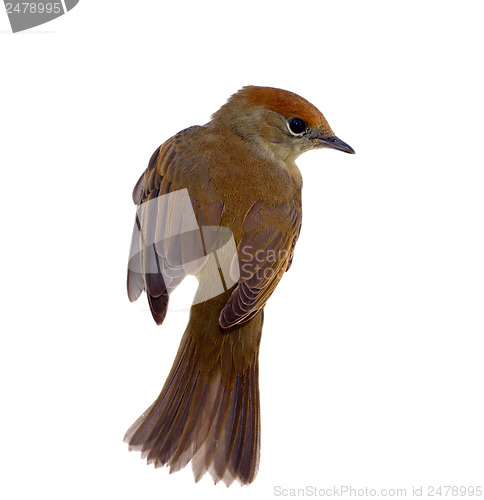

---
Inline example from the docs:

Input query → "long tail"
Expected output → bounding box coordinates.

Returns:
[124,304,262,486]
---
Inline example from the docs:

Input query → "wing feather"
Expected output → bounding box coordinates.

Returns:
[127,127,224,325]
[219,201,302,328]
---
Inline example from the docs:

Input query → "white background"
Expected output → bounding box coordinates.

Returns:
[1,1,483,498]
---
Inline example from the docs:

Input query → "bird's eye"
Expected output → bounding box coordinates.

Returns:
[288,118,307,135]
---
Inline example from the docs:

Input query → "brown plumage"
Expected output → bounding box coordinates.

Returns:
[125,86,354,486]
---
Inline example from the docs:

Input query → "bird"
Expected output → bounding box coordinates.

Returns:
[124,85,355,486]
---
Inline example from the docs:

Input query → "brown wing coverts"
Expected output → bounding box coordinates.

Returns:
[220,201,302,328]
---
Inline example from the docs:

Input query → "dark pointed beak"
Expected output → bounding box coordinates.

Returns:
[319,135,355,154]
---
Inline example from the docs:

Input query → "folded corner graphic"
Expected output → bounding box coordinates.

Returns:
[5,0,79,33]
[64,0,79,10]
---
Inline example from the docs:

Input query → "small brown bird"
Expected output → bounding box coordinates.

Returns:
[125,86,354,486]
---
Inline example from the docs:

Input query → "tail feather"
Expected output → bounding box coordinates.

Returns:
[124,314,261,486]
[206,366,260,485]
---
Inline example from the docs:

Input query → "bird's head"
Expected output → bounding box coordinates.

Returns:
[211,85,355,163]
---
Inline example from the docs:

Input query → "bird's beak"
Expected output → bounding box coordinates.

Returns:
[318,135,355,154]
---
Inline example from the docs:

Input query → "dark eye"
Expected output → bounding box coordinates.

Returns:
[288,118,306,135]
